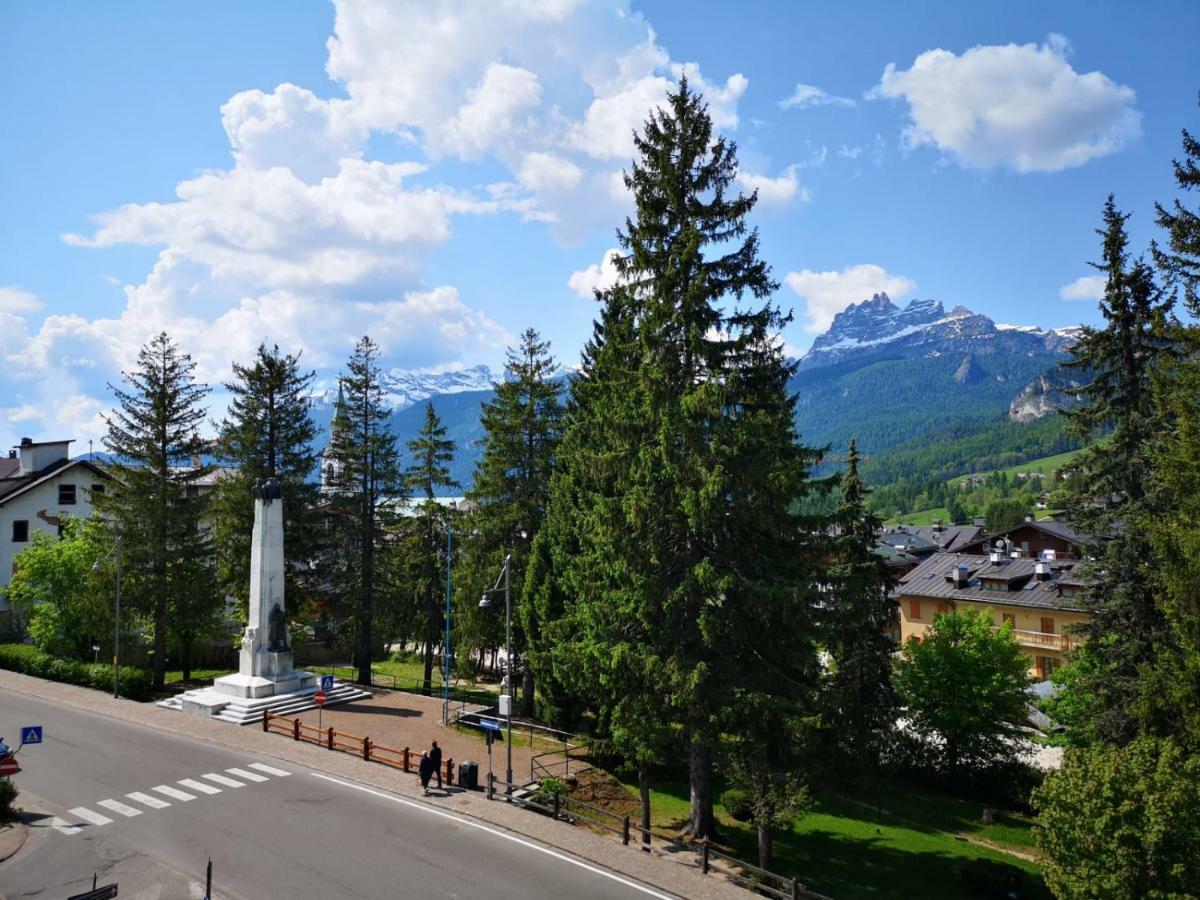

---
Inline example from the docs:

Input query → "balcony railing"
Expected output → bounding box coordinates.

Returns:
[1010,629,1076,652]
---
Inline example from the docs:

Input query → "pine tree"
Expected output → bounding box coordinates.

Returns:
[822,440,897,772]
[403,403,458,692]
[97,331,214,689]
[1153,96,1200,316]
[211,343,318,620]
[329,336,405,686]
[544,78,824,841]
[456,330,563,715]
[1059,196,1180,744]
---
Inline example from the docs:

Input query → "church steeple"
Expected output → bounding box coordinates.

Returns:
[320,380,350,495]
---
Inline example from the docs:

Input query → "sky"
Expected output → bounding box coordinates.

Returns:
[2,0,1198,449]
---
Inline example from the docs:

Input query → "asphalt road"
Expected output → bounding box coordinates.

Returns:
[0,690,672,899]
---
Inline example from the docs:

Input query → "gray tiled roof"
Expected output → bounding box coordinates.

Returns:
[897,552,1087,611]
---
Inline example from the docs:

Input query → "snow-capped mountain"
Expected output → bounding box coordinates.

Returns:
[796,293,1080,372]
[318,364,496,412]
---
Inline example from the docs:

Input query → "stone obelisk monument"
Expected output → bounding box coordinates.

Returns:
[213,478,313,699]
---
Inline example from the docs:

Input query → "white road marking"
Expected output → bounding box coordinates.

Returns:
[179,778,222,795]
[127,791,171,809]
[226,767,268,783]
[310,773,676,900]
[50,816,82,836]
[153,785,197,802]
[97,798,143,817]
[202,772,245,788]
[67,807,112,826]
[247,762,291,777]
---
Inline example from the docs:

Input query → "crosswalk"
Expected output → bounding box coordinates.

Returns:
[49,761,293,836]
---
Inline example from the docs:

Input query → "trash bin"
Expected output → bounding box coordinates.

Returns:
[458,760,479,791]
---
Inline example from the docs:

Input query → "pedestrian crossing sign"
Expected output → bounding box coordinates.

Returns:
[21,726,42,745]
[320,675,334,691]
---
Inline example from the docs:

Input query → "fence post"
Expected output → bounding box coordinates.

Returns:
[701,840,709,875]
[404,747,410,772]
[487,772,494,801]
[446,759,454,786]
[293,718,300,742]
[553,792,561,820]
[327,726,334,750]
[622,816,630,846]
[262,711,270,733]
[791,878,800,900]
[642,825,651,853]
[363,736,371,761]
[563,735,569,777]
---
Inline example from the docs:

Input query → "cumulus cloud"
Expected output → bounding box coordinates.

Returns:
[1059,274,1106,301]
[784,264,917,332]
[439,63,543,159]
[869,36,1141,172]
[0,287,42,314]
[779,83,855,110]
[736,165,810,207]
[567,248,623,298]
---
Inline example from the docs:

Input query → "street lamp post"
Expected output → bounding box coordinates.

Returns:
[93,534,122,698]
[443,501,455,724]
[480,553,513,795]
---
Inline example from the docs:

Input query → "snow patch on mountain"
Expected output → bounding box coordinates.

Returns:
[317,365,497,411]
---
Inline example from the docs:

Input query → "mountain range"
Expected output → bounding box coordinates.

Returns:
[311,295,1082,491]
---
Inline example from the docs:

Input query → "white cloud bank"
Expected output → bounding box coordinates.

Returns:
[784,264,917,332]
[869,36,1141,172]
[1059,274,1106,301]
[779,83,855,110]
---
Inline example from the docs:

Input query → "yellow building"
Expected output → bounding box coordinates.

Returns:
[895,551,1089,680]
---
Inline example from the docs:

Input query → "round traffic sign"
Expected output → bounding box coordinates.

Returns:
[314,690,327,706]
[0,757,20,776]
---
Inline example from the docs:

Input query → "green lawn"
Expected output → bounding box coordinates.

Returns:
[626,778,1046,900]
[976,447,1086,481]
[164,667,234,685]
[885,507,951,527]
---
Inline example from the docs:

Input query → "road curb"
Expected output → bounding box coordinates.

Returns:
[0,821,28,864]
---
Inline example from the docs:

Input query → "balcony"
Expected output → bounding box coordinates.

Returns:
[1011,629,1076,652]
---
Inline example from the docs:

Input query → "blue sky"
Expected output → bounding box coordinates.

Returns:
[2,0,1198,448]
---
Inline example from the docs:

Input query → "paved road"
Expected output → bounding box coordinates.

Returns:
[0,691,673,899]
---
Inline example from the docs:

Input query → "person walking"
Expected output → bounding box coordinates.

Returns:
[429,740,443,791]
[418,750,434,796]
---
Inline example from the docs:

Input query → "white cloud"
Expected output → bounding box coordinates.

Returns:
[439,63,543,159]
[0,287,42,314]
[784,264,917,332]
[779,83,855,110]
[869,37,1141,172]
[518,152,584,193]
[1059,274,1106,301]
[567,248,623,298]
[736,165,810,207]
[6,404,43,424]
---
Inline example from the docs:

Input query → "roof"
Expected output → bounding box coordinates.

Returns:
[896,552,1088,612]
[958,518,1087,555]
[0,458,111,506]
[878,523,984,555]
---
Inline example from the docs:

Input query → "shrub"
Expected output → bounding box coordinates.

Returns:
[0,643,153,701]
[719,787,754,822]
[0,779,18,820]
[530,777,569,807]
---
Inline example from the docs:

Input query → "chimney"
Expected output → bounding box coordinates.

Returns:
[989,550,1002,564]
[955,563,971,588]
[1010,550,1021,559]
[931,518,943,532]
[6,449,13,459]
[1035,560,1052,581]
[1025,513,1035,523]
[20,437,32,446]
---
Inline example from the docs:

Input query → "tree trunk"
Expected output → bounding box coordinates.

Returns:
[681,738,717,840]
[181,637,193,682]
[520,662,535,718]
[639,765,652,852]
[757,820,773,871]
[152,586,167,690]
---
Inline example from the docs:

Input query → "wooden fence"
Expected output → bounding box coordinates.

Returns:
[263,711,455,785]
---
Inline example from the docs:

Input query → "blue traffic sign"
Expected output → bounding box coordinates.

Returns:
[479,719,502,731]
[320,675,334,692]
[21,726,42,745]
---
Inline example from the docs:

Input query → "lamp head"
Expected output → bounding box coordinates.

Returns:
[91,560,101,573]
[479,593,491,609]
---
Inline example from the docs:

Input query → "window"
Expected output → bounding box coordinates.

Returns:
[936,602,949,615]
[1002,613,1016,628]
[58,483,77,505]
[1036,656,1058,679]
[91,483,105,496]
[1041,617,1055,635]
[909,600,921,620]
[12,520,29,543]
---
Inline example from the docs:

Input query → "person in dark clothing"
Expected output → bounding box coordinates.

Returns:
[418,751,434,795]
[429,740,443,790]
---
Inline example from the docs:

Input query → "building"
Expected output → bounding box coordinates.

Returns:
[895,550,1089,679]
[958,517,1085,560]
[320,382,349,496]
[0,438,110,614]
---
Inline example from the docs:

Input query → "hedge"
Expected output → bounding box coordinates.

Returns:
[0,643,153,701]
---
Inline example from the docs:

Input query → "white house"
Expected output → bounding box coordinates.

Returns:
[0,438,110,615]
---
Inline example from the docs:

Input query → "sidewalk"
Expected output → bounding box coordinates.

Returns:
[0,671,748,900]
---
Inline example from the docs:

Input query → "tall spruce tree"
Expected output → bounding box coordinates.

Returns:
[212,343,318,619]
[1059,196,1179,744]
[98,331,214,689]
[403,403,458,692]
[822,440,897,771]
[457,330,563,715]
[544,78,824,841]
[329,336,405,685]
[1153,97,1200,316]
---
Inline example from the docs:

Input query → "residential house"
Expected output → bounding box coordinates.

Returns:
[958,517,1085,560]
[895,551,1089,679]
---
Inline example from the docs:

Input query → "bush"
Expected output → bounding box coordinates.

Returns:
[0,643,153,701]
[530,777,569,807]
[0,779,18,820]
[719,787,754,822]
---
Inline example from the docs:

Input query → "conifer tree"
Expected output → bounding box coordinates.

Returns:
[403,403,458,692]
[456,330,563,715]
[1059,196,1179,744]
[1153,97,1200,316]
[98,331,214,689]
[212,343,318,619]
[822,440,897,771]
[544,79,824,841]
[329,336,405,685]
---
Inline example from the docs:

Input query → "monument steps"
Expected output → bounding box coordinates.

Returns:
[160,681,372,726]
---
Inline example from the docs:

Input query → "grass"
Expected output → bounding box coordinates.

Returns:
[885,506,951,526]
[612,777,1047,900]
[164,667,234,685]
[971,447,1086,482]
